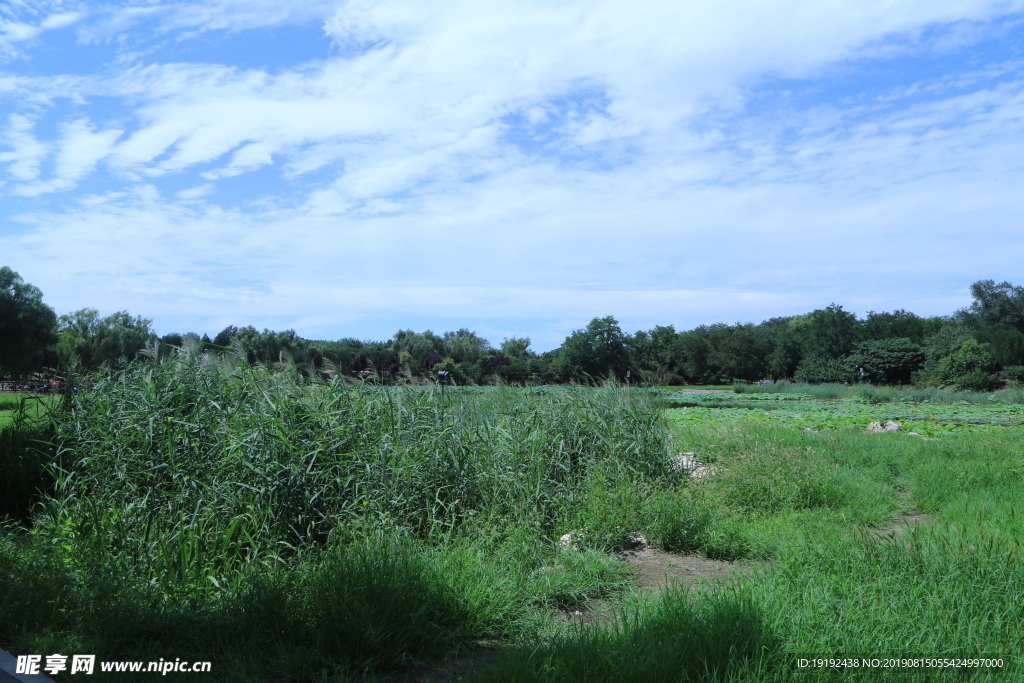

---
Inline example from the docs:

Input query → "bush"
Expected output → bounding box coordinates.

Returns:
[572,479,647,551]
[952,371,1000,392]
[843,338,925,385]
[936,337,998,384]
[1000,365,1024,382]
[643,492,765,560]
[0,418,55,524]
[793,357,851,384]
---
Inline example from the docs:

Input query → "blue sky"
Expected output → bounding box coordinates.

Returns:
[2,0,1023,350]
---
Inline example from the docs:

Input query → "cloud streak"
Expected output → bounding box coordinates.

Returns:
[0,1,1023,346]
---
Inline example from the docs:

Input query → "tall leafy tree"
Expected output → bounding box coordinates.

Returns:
[57,308,155,370]
[555,316,631,381]
[706,323,769,381]
[767,314,811,379]
[212,325,239,347]
[442,328,490,364]
[626,325,677,373]
[231,326,313,366]
[803,304,861,360]
[974,325,1024,368]
[957,280,1024,332]
[500,337,532,359]
[669,329,712,383]
[0,267,57,376]
[844,338,926,385]
[862,310,943,344]
[752,317,791,354]
[391,329,445,371]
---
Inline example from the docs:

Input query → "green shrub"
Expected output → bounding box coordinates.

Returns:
[0,419,55,523]
[936,337,998,384]
[1000,365,1024,382]
[793,357,851,384]
[844,337,926,385]
[952,370,1000,392]
[643,492,766,560]
[572,479,647,551]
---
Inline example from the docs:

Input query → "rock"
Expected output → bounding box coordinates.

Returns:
[625,532,649,550]
[670,452,702,473]
[690,465,723,481]
[557,532,578,549]
[803,427,816,433]
[867,421,903,433]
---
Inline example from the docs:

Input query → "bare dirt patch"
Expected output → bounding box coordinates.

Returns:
[870,512,931,541]
[620,547,756,592]
[562,547,757,626]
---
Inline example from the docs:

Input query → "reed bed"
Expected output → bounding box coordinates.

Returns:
[2,350,1022,681]
[1,348,663,679]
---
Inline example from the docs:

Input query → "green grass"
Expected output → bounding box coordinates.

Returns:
[467,427,1024,682]
[2,353,1022,681]
[0,352,659,680]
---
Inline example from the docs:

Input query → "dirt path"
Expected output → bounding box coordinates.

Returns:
[620,547,755,591]
[870,512,931,541]
[398,512,931,681]
[561,546,757,627]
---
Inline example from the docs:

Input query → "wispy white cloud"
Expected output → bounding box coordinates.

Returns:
[0,10,83,60]
[1,1,1024,344]
[0,114,48,182]
[51,118,122,187]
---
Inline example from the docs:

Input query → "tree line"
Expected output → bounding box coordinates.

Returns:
[2,265,1023,389]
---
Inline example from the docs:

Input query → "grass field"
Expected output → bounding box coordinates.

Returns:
[1,355,1021,681]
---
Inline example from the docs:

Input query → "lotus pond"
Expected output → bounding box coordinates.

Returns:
[662,390,1024,438]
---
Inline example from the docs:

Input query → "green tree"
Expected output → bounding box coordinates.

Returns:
[974,324,1024,368]
[0,267,57,376]
[956,280,1024,332]
[500,337,532,359]
[844,338,926,385]
[752,317,791,356]
[57,309,156,370]
[442,329,490,365]
[767,314,812,379]
[626,325,677,374]
[212,325,239,347]
[803,304,861,360]
[706,323,768,382]
[667,330,711,383]
[391,329,446,373]
[230,327,316,367]
[862,310,944,345]
[936,337,998,385]
[555,316,631,381]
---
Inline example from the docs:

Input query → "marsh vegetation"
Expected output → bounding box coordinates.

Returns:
[2,347,1022,681]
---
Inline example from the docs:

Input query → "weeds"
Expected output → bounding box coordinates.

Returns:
[3,353,1022,681]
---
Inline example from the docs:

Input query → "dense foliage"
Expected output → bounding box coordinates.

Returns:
[0,267,56,376]
[3,264,1024,389]
[4,372,1023,680]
